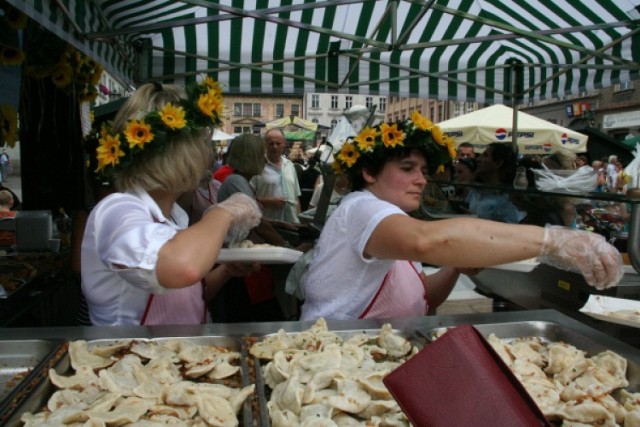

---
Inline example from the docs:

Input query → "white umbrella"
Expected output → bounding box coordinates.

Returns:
[438,104,588,155]
[212,129,235,141]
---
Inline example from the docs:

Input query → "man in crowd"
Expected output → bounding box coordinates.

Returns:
[252,128,301,223]
[457,142,476,160]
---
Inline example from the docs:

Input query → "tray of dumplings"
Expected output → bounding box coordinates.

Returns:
[423,321,640,426]
[246,318,421,426]
[3,336,256,427]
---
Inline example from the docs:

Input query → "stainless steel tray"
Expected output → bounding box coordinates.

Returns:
[250,328,418,427]
[0,339,66,422]
[422,321,640,391]
[2,336,254,427]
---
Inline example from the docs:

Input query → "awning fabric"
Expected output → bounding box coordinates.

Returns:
[266,116,318,131]
[10,0,640,102]
[438,104,589,154]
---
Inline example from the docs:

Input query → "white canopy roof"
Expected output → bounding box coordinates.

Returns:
[438,104,588,155]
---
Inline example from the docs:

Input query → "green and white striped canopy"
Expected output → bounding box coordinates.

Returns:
[10,0,640,103]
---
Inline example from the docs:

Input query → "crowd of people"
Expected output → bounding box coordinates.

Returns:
[65,77,624,326]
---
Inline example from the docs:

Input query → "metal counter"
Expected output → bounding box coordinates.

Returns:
[471,266,640,347]
[1,309,639,363]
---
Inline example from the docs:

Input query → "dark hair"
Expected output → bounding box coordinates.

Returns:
[457,157,477,172]
[351,146,426,191]
[482,143,517,185]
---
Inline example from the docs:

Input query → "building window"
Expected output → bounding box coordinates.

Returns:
[242,103,252,117]
[276,104,284,118]
[616,81,633,91]
[234,103,242,117]
[331,95,338,109]
[366,97,373,108]
[291,104,300,116]
[233,126,242,133]
[330,119,338,130]
[345,96,353,109]
[312,118,319,124]
[253,103,261,117]
[379,97,386,113]
[311,94,320,108]
[466,102,474,113]
[430,106,435,119]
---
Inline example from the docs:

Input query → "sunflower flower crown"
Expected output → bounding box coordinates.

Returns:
[333,111,457,176]
[89,76,223,177]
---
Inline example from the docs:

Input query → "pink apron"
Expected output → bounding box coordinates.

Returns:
[140,280,208,325]
[359,261,427,319]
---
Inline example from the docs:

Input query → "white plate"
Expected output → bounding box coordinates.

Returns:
[580,295,640,328]
[487,258,539,272]
[217,247,303,264]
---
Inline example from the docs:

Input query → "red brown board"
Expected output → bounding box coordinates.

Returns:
[383,324,550,427]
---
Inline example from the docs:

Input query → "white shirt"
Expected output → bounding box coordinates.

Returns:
[251,157,301,223]
[81,188,188,325]
[300,190,421,321]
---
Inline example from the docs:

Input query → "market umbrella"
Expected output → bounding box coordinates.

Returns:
[438,104,589,155]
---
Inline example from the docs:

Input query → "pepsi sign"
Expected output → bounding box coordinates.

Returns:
[495,128,507,140]
[561,133,568,145]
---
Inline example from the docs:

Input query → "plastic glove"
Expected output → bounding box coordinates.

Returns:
[207,193,262,243]
[537,225,623,290]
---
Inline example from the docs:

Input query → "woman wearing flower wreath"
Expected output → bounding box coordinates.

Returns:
[81,77,262,326]
[299,111,623,321]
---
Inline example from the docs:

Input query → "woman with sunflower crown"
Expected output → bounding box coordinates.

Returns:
[81,77,262,326]
[299,111,623,321]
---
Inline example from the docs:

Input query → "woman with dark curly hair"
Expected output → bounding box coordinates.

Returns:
[299,113,622,321]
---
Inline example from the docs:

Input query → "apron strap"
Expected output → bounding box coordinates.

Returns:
[358,270,391,320]
[140,294,154,325]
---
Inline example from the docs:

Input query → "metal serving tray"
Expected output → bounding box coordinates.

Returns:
[423,321,640,392]
[0,339,66,425]
[2,336,254,427]
[250,328,418,427]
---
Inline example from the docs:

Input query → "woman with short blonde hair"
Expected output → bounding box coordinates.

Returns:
[82,78,261,326]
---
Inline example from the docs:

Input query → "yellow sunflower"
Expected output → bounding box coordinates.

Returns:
[431,125,446,146]
[380,123,405,148]
[410,111,433,131]
[0,105,19,148]
[0,46,25,66]
[96,133,125,171]
[51,63,74,89]
[125,120,154,149]
[197,91,222,119]
[159,103,186,130]
[338,143,361,168]
[203,76,222,95]
[5,7,28,29]
[354,127,380,153]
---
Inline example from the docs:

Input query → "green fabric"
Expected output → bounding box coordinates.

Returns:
[9,0,639,100]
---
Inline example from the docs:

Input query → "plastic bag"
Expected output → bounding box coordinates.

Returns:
[532,165,597,193]
[624,142,640,188]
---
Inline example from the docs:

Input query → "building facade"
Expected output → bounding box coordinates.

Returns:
[303,93,387,133]
[222,94,304,136]
[385,97,482,124]
[522,80,639,142]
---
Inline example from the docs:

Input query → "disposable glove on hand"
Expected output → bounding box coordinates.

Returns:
[537,225,623,290]
[208,193,262,243]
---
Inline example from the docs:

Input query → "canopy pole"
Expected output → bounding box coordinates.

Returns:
[510,63,522,156]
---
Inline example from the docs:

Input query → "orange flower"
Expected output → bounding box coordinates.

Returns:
[125,120,154,149]
[338,143,360,168]
[96,132,125,171]
[380,123,405,148]
[159,103,186,130]
[354,127,380,153]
